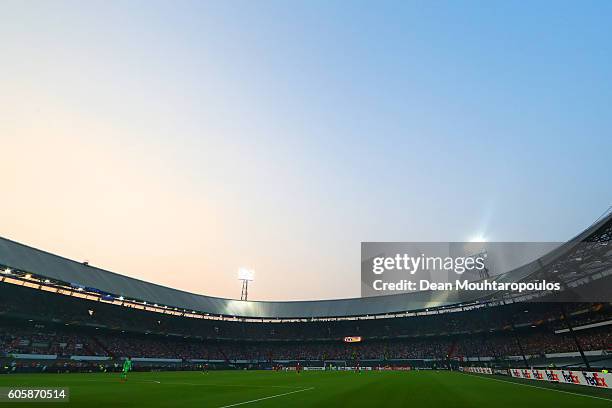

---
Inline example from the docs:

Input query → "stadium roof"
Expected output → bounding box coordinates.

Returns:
[0,212,610,319]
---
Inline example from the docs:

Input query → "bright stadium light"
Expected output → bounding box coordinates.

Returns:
[2,268,11,275]
[238,267,255,281]
[469,235,487,243]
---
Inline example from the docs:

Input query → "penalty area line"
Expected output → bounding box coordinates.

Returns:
[466,373,612,402]
[217,387,315,408]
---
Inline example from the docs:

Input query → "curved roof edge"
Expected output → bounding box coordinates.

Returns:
[0,212,610,318]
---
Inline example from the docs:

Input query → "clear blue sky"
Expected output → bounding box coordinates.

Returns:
[1,0,611,300]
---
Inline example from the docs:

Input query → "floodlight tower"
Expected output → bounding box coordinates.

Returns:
[466,236,490,279]
[238,268,254,301]
[472,249,490,279]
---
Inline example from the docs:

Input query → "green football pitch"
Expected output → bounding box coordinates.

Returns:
[0,370,610,407]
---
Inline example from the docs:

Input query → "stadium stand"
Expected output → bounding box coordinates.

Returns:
[0,213,611,373]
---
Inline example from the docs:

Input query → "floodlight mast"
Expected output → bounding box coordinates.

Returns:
[238,268,254,301]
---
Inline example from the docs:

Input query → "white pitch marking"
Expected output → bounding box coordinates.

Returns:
[467,374,612,402]
[217,387,315,408]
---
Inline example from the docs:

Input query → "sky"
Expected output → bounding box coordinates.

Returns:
[1,0,611,301]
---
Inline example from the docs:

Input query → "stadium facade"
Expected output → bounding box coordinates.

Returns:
[0,213,610,320]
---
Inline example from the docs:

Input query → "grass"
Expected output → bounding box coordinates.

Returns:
[0,370,610,407]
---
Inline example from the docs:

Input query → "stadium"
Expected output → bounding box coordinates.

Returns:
[3,2,612,407]
[0,212,610,406]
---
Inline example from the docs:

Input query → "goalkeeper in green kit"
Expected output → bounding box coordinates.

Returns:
[120,357,132,382]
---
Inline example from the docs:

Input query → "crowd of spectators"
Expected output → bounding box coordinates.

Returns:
[1,282,610,362]
[0,327,106,356]
[1,323,610,361]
